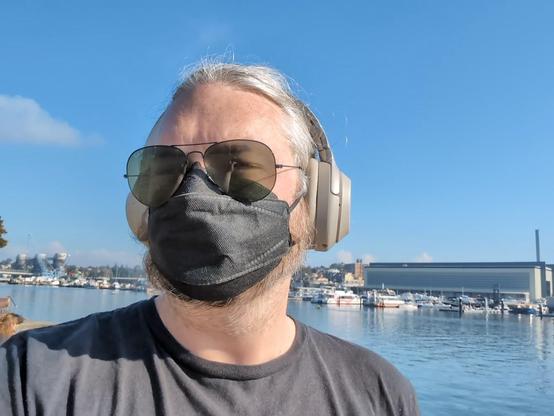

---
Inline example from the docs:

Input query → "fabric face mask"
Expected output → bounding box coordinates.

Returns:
[148,167,294,301]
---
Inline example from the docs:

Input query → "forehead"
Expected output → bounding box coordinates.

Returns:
[146,83,292,159]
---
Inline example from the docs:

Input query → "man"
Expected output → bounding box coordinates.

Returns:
[1,61,419,415]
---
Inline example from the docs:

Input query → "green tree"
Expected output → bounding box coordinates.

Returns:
[0,216,7,248]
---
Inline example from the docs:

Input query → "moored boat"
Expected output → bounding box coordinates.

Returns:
[365,290,405,308]
[326,291,361,305]
[509,304,537,315]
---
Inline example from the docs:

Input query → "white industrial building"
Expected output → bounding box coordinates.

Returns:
[364,262,553,302]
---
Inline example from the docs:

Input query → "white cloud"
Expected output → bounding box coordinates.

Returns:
[0,95,99,146]
[415,252,433,262]
[0,244,28,260]
[46,240,66,254]
[362,254,377,264]
[69,248,144,267]
[337,250,354,264]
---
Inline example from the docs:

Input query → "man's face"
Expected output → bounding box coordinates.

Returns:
[146,83,300,205]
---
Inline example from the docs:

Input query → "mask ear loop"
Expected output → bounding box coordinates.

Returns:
[289,192,305,212]
[287,190,308,248]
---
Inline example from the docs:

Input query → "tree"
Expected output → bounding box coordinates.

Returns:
[0,217,7,249]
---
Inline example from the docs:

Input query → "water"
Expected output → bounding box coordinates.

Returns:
[2,284,553,415]
[1,284,147,323]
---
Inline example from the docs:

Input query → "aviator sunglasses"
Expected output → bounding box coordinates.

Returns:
[125,140,302,208]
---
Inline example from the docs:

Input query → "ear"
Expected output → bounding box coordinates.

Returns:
[125,193,149,243]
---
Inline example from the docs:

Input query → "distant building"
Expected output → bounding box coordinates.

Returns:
[365,262,553,302]
[313,275,329,285]
[27,252,69,277]
[323,268,343,284]
[14,254,28,269]
[354,259,364,281]
[52,252,68,272]
[344,272,364,287]
[33,254,50,275]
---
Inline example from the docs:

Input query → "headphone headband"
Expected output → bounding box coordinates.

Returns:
[299,103,334,164]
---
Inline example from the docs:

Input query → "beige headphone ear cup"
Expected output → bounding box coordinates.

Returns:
[125,193,149,243]
[307,158,351,252]
[337,172,351,242]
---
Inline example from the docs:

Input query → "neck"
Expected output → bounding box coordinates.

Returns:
[155,277,296,365]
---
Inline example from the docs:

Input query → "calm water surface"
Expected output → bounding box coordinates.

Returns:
[2,284,553,415]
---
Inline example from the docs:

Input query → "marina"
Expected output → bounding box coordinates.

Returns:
[0,275,146,292]
[291,285,552,316]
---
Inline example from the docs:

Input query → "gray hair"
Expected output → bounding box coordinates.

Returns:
[172,61,316,194]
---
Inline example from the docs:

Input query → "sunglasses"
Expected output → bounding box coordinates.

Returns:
[125,140,302,208]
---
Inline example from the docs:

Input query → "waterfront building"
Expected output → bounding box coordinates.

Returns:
[14,254,28,270]
[344,272,363,287]
[32,254,50,276]
[354,259,364,280]
[52,252,68,272]
[364,262,553,301]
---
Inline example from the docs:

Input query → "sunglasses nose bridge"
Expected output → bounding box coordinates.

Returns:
[184,150,206,171]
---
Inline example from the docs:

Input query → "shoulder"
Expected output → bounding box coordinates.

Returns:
[1,299,152,363]
[1,300,156,414]
[302,323,419,414]
[305,324,401,374]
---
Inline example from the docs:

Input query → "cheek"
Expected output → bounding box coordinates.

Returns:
[273,170,300,206]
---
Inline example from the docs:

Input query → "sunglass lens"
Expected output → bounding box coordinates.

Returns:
[204,140,276,202]
[126,146,186,207]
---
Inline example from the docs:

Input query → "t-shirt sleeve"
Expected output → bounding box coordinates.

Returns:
[363,353,420,416]
[306,326,420,415]
[394,372,420,416]
[1,334,28,416]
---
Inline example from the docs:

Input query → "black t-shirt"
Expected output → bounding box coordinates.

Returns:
[1,299,419,416]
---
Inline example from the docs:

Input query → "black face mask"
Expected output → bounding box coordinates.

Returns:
[148,167,295,301]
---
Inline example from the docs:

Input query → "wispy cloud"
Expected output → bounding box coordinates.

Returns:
[69,248,144,267]
[0,95,100,146]
[0,244,28,260]
[337,250,354,263]
[362,254,377,264]
[414,252,433,262]
[46,240,66,254]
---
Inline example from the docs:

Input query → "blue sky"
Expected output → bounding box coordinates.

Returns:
[1,1,553,267]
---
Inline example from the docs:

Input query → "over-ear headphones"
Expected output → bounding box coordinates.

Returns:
[302,105,351,251]
[125,103,351,252]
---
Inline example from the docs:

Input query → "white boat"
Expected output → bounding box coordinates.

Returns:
[417,301,449,309]
[416,301,436,308]
[310,292,327,304]
[326,291,361,305]
[98,280,111,289]
[399,303,418,310]
[310,289,336,304]
[462,307,485,314]
[288,290,303,301]
[365,290,405,308]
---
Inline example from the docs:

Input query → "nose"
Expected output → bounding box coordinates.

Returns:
[185,151,206,171]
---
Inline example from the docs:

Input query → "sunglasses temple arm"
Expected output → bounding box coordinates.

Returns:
[275,164,302,169]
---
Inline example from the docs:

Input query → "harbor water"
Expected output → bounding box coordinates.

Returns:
[2,284,553,415]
